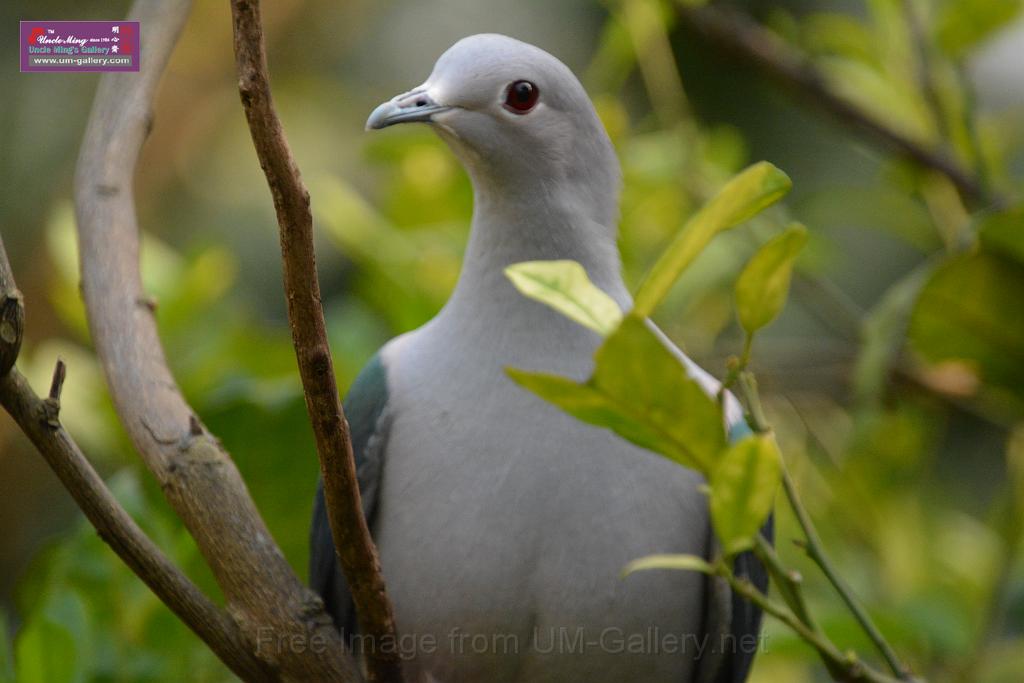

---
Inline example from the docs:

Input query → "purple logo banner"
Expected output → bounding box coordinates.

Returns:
[20,21,139,73]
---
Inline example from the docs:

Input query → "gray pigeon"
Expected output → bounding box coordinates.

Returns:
[311,33,769,683]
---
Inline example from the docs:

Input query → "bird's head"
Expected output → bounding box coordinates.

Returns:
[366,34,621,225]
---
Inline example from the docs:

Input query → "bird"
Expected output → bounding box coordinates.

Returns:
[311,33,769,683]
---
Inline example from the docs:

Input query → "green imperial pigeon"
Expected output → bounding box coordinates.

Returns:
[311,33,769,683]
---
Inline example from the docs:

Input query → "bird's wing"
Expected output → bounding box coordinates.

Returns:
[695,419,773,683]
[309,351,390,641]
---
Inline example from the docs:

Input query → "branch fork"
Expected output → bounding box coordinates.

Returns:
[0,0,398,680]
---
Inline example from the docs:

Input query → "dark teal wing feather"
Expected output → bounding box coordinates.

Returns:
[309,352,389,641]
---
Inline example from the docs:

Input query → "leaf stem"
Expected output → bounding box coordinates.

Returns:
[739,333,754,370]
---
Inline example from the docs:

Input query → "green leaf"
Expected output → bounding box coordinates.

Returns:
[592,316,726,470]
[735,224,808,335]
[15,617,78,683]
[508,315,726,473]
[633,162,792,317]
[909,250,1024,409]
[853,263,935,407]
[979,207,1024,265]
[710,434,782,556]
[801,12,877,65]
[506,369,674,457]
[622,553,714,577]
[504,260,623,335]
[819,57,935,143]
[935,0,1023,58]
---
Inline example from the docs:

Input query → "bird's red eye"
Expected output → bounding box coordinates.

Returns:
[504,80,539,114]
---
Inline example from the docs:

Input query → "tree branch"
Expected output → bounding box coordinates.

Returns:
[73,0,358,679]
[228,2,402,682]
[674,3,1003,208]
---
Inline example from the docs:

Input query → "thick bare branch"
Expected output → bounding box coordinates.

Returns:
[73,0,357,679]
[675,3,1002,208]
[228,2,402,681]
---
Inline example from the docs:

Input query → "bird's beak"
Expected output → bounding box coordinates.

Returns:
[365,87,453,131]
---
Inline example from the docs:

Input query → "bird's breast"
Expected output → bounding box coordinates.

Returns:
[372,329,710,683]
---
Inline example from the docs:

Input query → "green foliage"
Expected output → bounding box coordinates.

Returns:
[13,590,91,683]
[801,12,878,65]
[734,224,808,336]
[909,249,1024,408]
[935,0,1024,58]
[853,264,934,407]
[504,260,623,335]
[14,471,231,682]
[502,155,935,680]
[15,615,77,683]
[908,206,1024,413]
[632,161,791,317]
[507,162,793,567]
[710,434,782,556]
[819,57,935,142]
[979,207,1024,263]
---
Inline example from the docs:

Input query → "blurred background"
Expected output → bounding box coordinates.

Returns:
[2,0,1023,681]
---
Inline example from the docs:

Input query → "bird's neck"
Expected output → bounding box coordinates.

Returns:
[441,183,630,326]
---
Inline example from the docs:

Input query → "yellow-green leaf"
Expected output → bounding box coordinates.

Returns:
[592,316,725,472]
[979,206,1024,265]
[505,369,679,460]
[935,0,1024,58]
[710,434,782,556]
[735,224,808,335]
[622,553,714,577]
[15,618,77,683]
[505,260,623,335]
[507,315,726,474]
[633,162,792,317]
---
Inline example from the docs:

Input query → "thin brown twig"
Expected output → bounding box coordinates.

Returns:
[674,3,1004,209]
[48,358,67,401]
[228,2,402,682]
